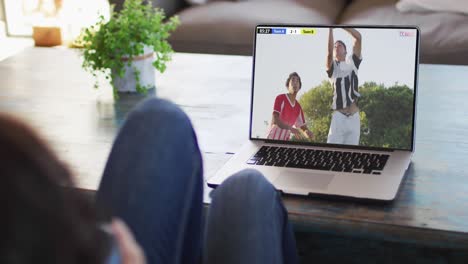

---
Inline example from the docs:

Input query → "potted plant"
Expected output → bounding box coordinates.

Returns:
[79,0,179,97]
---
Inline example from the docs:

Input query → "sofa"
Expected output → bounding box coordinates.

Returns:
[152,0,468,65]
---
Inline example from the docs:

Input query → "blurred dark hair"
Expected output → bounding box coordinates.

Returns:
[285,72,302,89]
[335,40,347,52]
[0,114,109,264]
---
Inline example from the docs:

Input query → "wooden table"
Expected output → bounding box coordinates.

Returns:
[1,47,468,252]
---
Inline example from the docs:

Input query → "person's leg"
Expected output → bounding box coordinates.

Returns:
[327,111,344,144]
[344,112,360,145]
[96,98,203,264]
[203,169,298,264]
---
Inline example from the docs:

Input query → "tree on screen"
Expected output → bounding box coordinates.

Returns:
[299,81,414,149]
[359,83,414,149]
[299,80,333,143]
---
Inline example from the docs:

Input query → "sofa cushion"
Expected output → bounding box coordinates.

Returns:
[396,0,468,15]
[339,0,468,65]
[170,0,348,55]
[185,0,227,6]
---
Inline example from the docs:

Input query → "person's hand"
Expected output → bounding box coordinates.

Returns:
[290,127,305,140]
[290,127,300,136]
[305,130,314,140]
[111,218,146,264]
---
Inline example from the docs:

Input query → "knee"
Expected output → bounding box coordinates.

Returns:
[215,169,277,205]
[223,169,270,188]
[136,98,184,118]
[129,98,191,128]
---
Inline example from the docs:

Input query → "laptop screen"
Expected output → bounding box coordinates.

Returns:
[250,26,419,151]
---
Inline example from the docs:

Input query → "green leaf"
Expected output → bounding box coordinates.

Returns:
[77,0,179,97]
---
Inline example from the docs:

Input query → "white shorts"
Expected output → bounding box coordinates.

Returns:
[327,111,360,145]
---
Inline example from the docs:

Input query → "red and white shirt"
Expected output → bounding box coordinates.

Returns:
[266,93,306,141]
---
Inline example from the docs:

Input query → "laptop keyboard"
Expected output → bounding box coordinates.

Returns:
[247,146,389,174]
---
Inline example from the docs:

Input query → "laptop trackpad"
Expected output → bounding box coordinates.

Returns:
[274,170,334,193]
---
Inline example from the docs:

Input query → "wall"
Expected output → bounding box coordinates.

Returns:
[0,0,5,37]
[0,0,5,21]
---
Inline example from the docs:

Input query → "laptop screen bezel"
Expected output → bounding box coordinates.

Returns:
[249,24,420,152]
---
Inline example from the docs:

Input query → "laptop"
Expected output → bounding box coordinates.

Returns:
[208,25,419,201]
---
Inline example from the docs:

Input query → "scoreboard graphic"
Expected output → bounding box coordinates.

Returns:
[257,27,316,35]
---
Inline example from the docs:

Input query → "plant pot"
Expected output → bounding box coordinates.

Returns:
[33,26,63,47]
[112,45,156,93]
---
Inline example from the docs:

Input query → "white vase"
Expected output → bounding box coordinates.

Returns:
[112,45,156,93]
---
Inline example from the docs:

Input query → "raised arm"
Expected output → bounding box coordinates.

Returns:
[344,28,362,58]
[326,28,334,71]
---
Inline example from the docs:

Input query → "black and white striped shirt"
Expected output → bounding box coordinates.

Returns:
[326,54,362,110]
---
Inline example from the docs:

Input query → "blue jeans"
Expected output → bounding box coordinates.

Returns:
[96,98,298,264]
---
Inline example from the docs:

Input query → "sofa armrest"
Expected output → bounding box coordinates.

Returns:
[109,0,187,17]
